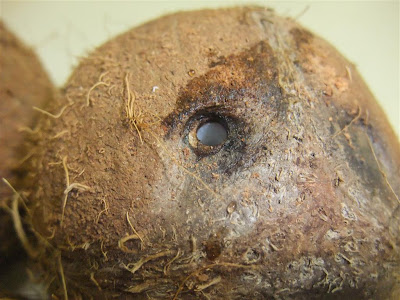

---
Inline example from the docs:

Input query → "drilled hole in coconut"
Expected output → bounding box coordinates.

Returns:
[196,121,228,146]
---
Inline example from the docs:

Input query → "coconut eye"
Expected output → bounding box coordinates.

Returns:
[196,121,228,146]
[186,115,230,157]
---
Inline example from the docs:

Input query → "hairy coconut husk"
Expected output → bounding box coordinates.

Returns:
[0,21,54,269]
[22,7,399,299]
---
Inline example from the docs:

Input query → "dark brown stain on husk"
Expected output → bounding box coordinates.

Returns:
[204,239,222,261]
[163,41,282,131]
[162,41,283,176]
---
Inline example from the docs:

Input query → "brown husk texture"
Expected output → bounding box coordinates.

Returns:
[21,7,399,299]
[0,21,54,266]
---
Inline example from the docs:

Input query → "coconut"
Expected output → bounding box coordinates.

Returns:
[0,21,54,267]
[22,7,399,299]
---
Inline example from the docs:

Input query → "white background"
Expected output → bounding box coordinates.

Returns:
[1,1,399,138]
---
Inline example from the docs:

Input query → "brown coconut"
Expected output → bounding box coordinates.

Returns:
[0,21,54,266]
[22,7,399,299]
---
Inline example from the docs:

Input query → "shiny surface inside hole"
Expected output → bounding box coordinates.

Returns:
[196,121,228,146]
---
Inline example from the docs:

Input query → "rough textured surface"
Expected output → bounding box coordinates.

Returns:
[22,7,399,299]
[0,21,53,266]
